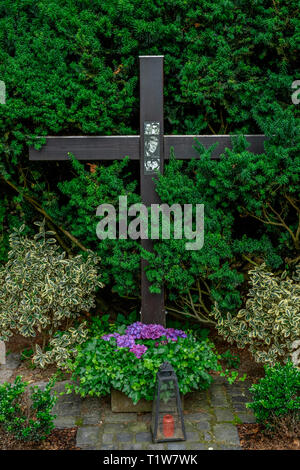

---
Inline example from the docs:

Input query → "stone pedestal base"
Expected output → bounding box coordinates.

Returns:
[111,389,184,413]
[111,390,152,413]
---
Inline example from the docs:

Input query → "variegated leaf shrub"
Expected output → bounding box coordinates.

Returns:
[211,263,300,366]
[0,220,102,368]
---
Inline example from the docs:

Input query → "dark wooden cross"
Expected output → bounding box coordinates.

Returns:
[29,55,266,326]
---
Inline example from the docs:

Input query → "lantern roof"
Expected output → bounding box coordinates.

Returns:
[159,361,174,373]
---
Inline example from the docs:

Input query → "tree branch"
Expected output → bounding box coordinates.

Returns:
[1,176,89,253]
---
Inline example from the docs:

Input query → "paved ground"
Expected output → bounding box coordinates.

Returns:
[50,377,255,450]
[1,353,255,450]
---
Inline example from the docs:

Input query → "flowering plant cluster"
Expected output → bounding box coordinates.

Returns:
[69,319,221,404]
[101,322,187,358]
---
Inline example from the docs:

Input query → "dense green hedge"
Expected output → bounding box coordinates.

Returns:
[0,0,299,316]
[1,0,299,152]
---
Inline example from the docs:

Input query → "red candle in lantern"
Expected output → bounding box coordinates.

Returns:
[163,414,175,438]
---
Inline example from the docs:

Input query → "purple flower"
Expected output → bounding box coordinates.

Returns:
[116,334,136,349]
[130,344,148,358]
[126,322,144,339]
[165,328,187,341]
[125,322,187,342]
[101,333,120,341]
[174,329,187,338]
[102,323,187,358]
[140,324,167,340]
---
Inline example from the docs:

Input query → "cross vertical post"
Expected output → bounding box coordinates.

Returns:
[139,55,165,325]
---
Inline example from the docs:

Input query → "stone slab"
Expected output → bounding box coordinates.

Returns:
[215,408,235,422]
[213,423,241,446]
[0,341,5,365]
[111,389,184,413]
[111,390,153,412]
[53,415,79,429]
[76,425,102,449]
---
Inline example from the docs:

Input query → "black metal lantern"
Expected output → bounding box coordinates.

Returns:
[151,361,186,443]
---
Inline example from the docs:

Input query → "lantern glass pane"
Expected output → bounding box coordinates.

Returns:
[152,376,185,442]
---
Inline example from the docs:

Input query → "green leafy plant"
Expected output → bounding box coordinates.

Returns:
[68,321,222,404]
[211,262,300,365]
[0,220,102,368]
[221,350,240,369]
[246,362,300,430]
[20,348,34,363]
[0,376,57,441]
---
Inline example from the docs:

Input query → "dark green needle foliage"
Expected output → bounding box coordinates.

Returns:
[0,0,299,317]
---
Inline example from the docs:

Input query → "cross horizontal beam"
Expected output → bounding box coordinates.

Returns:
[29,135,267,161]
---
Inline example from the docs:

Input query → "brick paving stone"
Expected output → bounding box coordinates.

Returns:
[76,426,102,449]
[186,431,201,442]
[103,433,114,444]
[128,422,149,433]
[217,444,241,450]
[194,421,210,431]
[53,415,78,429]
[82,412,101,425]
[215,408,235,422]
[225,383,244,393]
[103,423,125,432]
[211,382,224,390]
[210,389,229,408]
[167,443,187,450]
[147,444,165,450]
[213,424,240,446]
[136,432,152,443]
[104,412,137,423]
[188,443,210,450]
[235,411,256,424]
[212,376,227,386]
[185,412,211,422]
[203,431,213,442]
[129,444,145,450]
[232,402,248,412]
[117,432,134,443]
[232,395,249,403]
[55,400,82,416]
[184,422,197,431]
